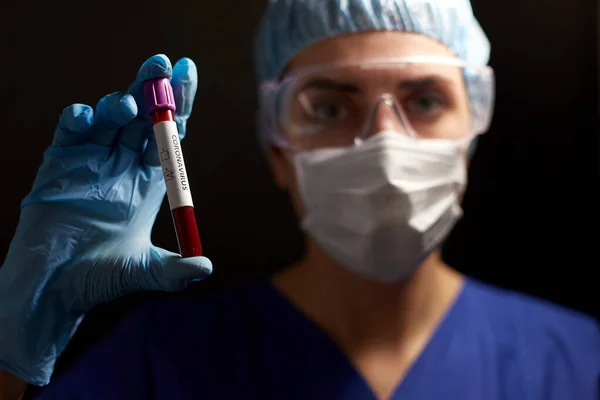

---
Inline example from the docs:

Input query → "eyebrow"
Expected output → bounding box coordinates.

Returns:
[399,76,445,89]
[300,78,360,92]
[299,75,453,93]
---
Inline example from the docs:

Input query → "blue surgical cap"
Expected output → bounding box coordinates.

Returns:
[254,0,491,82]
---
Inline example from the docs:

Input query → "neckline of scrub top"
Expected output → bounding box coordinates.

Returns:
[260,276,472,400]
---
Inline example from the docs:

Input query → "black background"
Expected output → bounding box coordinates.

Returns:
[1,0,599,389]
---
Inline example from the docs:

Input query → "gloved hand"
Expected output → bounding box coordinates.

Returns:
[0,54,212,386]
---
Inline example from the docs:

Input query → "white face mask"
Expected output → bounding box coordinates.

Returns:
[293,131,468,284]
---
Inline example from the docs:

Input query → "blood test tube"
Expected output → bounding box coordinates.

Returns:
[143,77,203,257]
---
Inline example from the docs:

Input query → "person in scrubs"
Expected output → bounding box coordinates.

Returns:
[1,0,599,399]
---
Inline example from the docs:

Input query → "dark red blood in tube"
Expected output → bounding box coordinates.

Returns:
[150,109,203,258]
[172,206,203,257]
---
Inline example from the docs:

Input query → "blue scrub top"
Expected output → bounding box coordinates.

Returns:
[36,278,600,400]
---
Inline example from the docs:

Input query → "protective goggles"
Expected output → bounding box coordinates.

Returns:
[259,56,495,151]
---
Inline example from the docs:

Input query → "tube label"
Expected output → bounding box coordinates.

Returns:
[153,121,194,210]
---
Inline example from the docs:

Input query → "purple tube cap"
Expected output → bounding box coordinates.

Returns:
[143,78,176,114]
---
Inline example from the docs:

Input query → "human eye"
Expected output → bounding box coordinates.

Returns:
[404,90,448,118]
[310,101,349,122]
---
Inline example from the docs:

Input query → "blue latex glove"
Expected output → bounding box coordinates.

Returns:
[0,54,212,386]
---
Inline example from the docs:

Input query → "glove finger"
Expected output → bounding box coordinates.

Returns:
[141,134,162,166]
[88,92,138,147]
[171,57,198,141]
[127,54,173,119]
[160,255,213,291]
[144,247,212,292]
[52,104,94,147]
[115,118,154,153]
[71,248,212,312]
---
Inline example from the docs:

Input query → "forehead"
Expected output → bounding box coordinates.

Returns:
[285,31,457,73]
[292,62,464,94]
